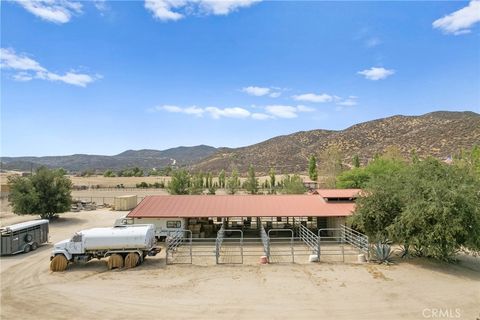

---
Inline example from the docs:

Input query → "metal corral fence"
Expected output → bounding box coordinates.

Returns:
[165,224,369,265]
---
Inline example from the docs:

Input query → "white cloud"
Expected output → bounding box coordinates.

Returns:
[292,93,333,103]
[251,113,273,120]
[1,48,100,87]
[158,105,251,119]
[433,0,480,35]
[265,105,313,119]
[365,37,381,48]
[336,96,358,107]
[93,0,109,13]
[0,48,46,72]
[15,0,82,24]
[144,0,185,21]
[12,72,34,81]
[242,86,271,96]
[269,91,281,98]
[36,71,98,87]
[154,104,315,120]
[145,0,260,21]
[205,107,250,119]
[357,67,395,80]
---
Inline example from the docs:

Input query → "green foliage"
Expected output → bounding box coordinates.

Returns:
[226,169,240,195]
[337,154,407,189]
[308,155,318,181]
[245,165,259,194]
[136,182,149,188]
[351,156,480,261]
[8,167,73,219]
[372,240,394,264]
[117,167,144,177]
[336,168,371,189]
[319,146,344,188]
[352,154,360,168]
[280,174,306,194]
[218,169,226,189]
[80,169,95,177]
[269,167,276,194]
[103,169,116,177]
[167,170,190,195]
[189,173,204,195]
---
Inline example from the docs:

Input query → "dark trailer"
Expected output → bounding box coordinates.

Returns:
[1,220,49,255]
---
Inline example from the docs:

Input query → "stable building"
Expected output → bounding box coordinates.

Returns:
[126,189,360,240]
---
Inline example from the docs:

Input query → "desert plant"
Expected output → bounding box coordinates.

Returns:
[372,240,394,264]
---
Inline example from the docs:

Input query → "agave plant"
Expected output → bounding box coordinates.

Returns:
[372,240,394,264]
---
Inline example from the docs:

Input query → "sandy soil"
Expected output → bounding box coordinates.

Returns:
[1,210,479,320]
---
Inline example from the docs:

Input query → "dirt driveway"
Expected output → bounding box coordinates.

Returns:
[1,210,479,320]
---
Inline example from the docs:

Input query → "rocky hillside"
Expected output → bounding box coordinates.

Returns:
[192,111,480,174]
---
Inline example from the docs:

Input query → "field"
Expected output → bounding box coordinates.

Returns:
[1,207,479,320]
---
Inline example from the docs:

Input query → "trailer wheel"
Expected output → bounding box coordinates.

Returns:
[50,255,68,272]
[124,252,140,269]
[24,234,33,243]
[23,244,31,253]
[31,242,38,250]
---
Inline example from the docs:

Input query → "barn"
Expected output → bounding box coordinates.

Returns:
[126,189,360,240]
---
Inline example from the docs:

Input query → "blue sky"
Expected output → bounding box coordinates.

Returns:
[1,0,479,157]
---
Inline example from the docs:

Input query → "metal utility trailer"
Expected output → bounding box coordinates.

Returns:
[1,220,49,255]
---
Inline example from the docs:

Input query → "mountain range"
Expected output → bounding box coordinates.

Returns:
[1,111,479,174]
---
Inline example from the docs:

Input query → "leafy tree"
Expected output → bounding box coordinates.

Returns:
[352,155,360,168]
[136,182,149,188]
[167,170,190,195]
[269,167,276,194]
[351,158,480,261]
[336,168,371,189]
[8,167,73,219]
[245,165,259,194]
[218,169,226,189]
[103,169,115,177]
[189,173,204,195]
[308,155,318,181]
[226,169,240,195]
[319,146,344,188]
[280,175,306,194]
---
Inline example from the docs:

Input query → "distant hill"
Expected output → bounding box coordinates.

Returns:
[0,145,218,172]
[2,111,478,174]
[192,111,480,174]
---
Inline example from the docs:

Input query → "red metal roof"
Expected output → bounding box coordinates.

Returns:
[316,189,361,198]
[127,195,355,218]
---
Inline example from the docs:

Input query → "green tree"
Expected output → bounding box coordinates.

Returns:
[308,155,318,181]
[280,175,306,194]
[189,173,204,195]
[8,167,73,219]
[226,169,240,195]
[103,169,115,177]
[352,155,360,168]
[269,167,276,194]
[319,146,344,188]
[351,158,480,261]
[245,165,259,194]
[218,169,226,189]
[167,170,190,195]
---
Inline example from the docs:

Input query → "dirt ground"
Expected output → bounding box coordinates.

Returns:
[1,207,479,320]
